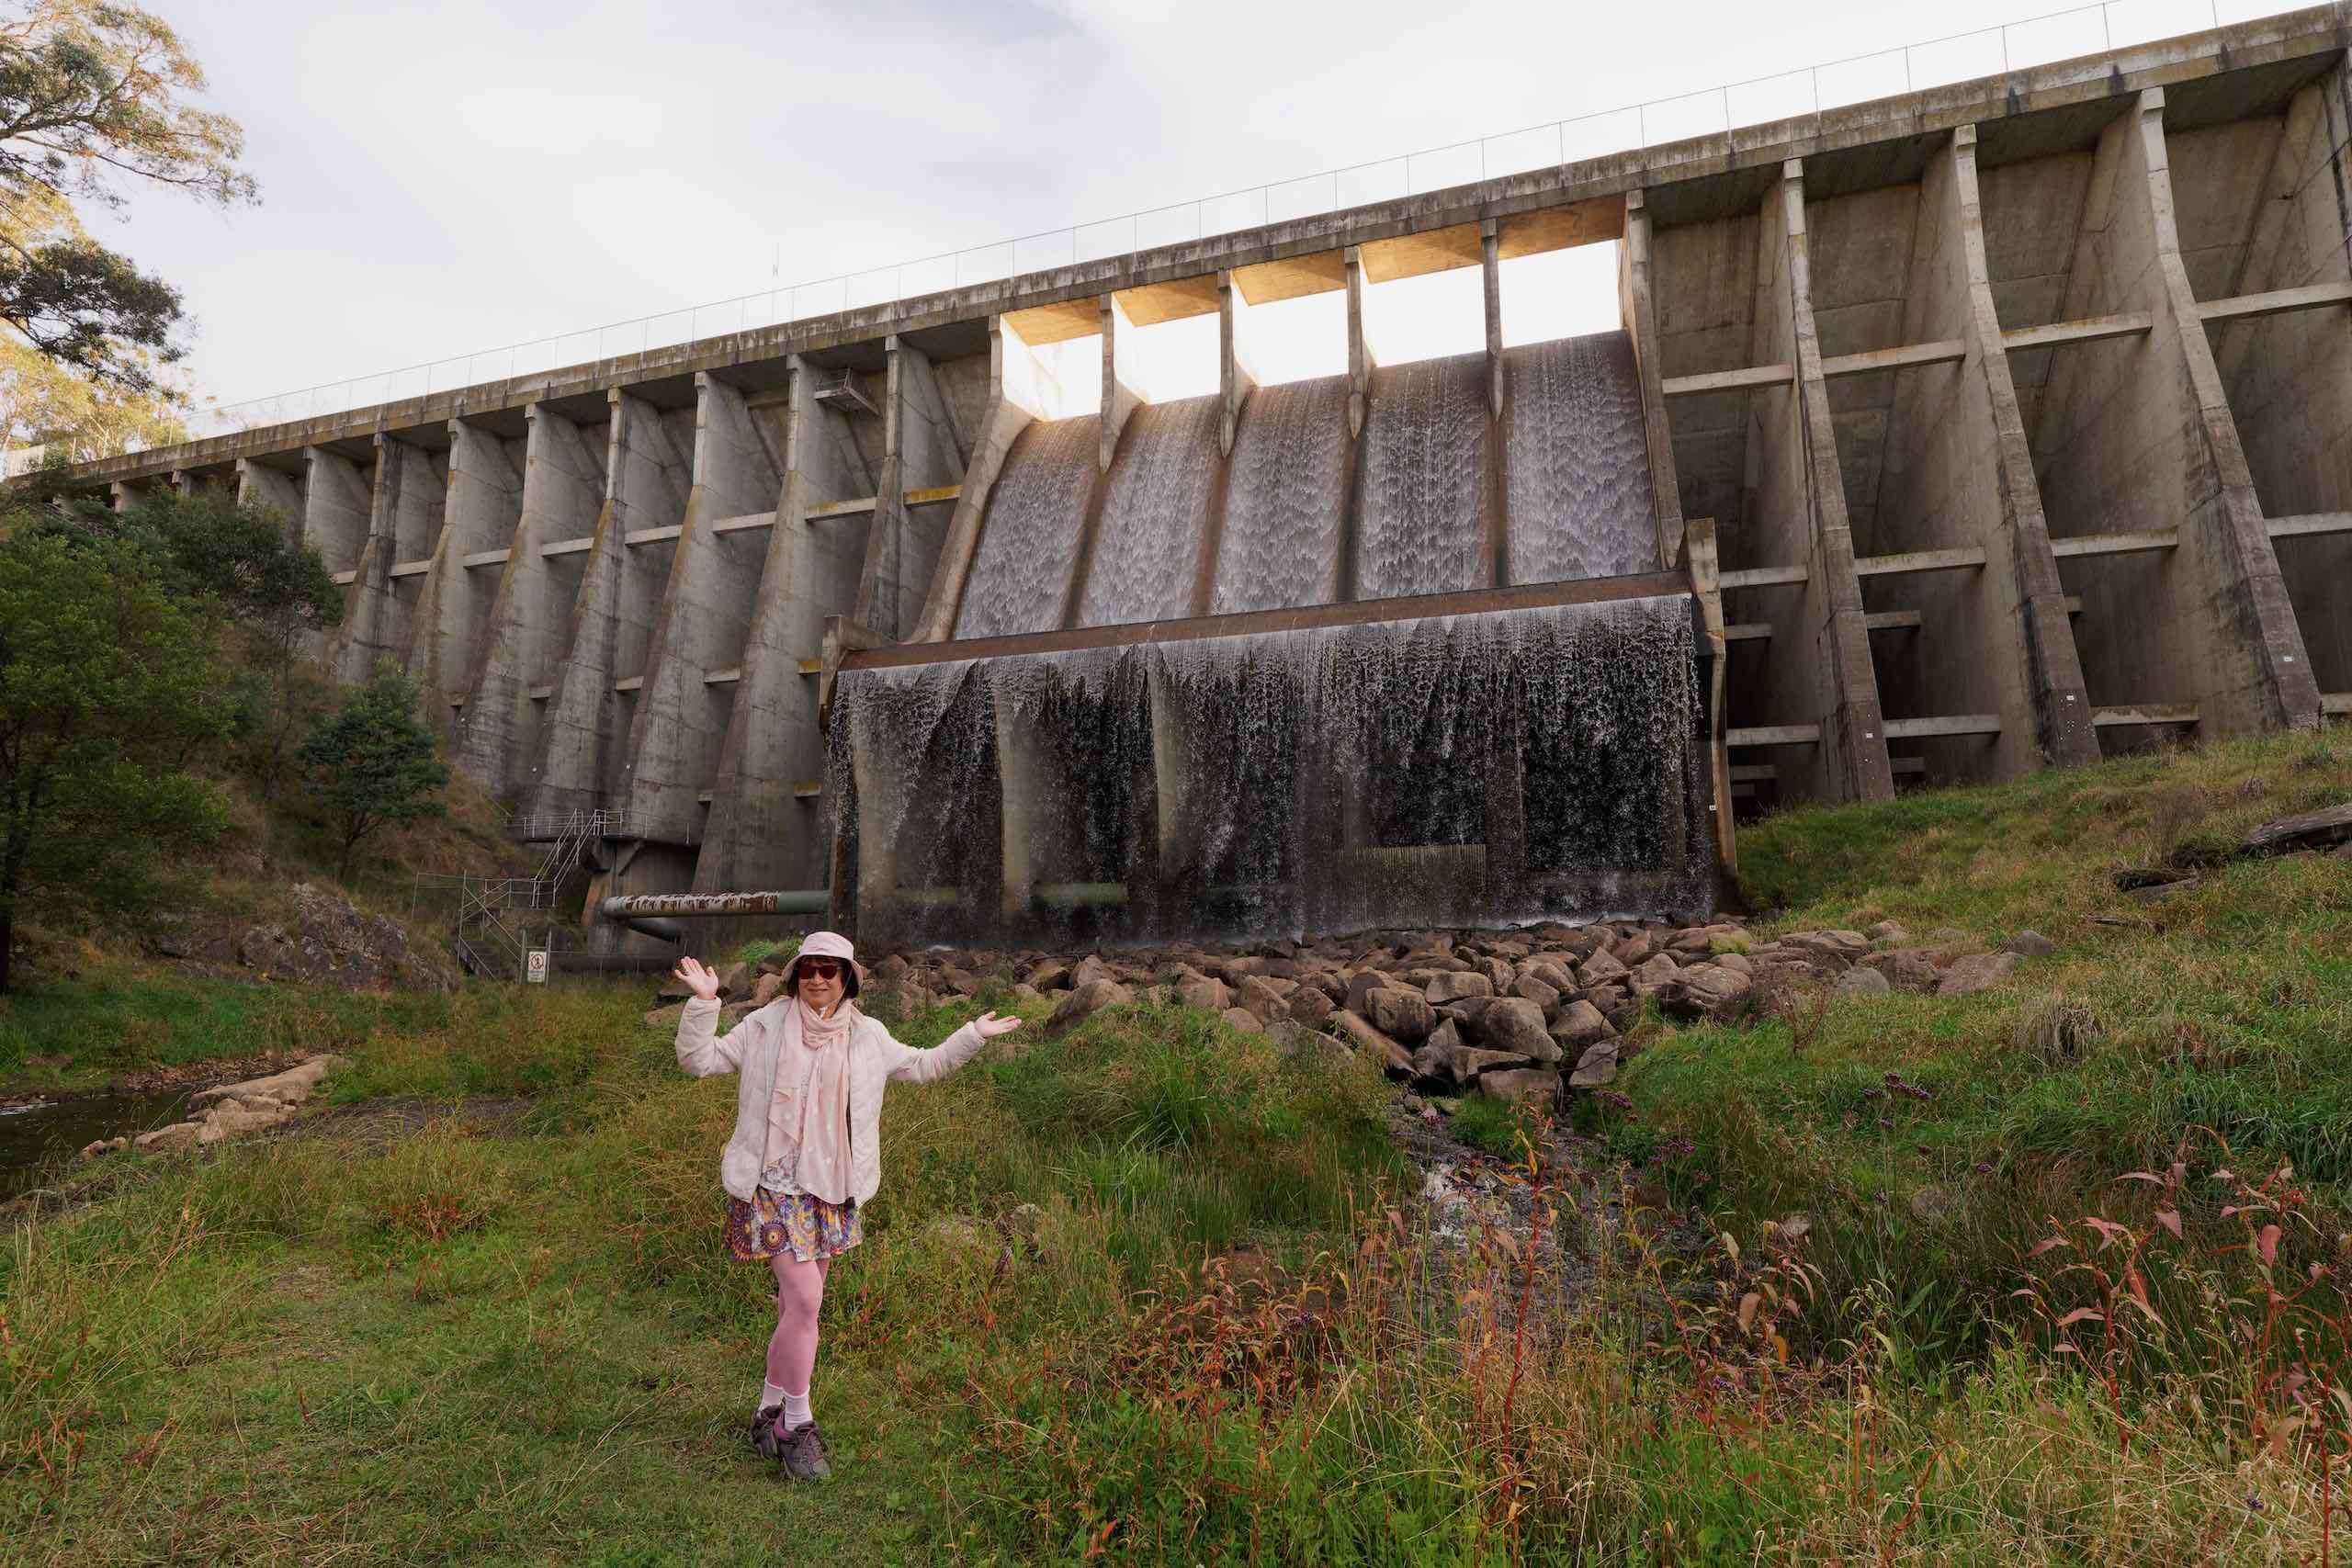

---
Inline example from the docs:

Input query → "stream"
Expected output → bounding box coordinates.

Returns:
[0,1088,193,1201]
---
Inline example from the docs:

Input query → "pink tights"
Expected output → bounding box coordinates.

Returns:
[765,1253,830,1396]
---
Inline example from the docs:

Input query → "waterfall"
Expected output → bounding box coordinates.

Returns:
[1353,352,1492,600]
[1212,376,1350,615]
[1506,331,1657,582]
[1078,395,1224,627]
[833,594,1713,945]
[953,414,1100,639]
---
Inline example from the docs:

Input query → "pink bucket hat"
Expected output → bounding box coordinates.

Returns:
[787,931,862,998]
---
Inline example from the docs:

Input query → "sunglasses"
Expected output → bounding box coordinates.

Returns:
[797,958,845,979]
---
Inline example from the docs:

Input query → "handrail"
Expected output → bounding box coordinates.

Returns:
[153,0,2290,448]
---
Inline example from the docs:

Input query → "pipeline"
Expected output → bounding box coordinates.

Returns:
[596,882,1128,938]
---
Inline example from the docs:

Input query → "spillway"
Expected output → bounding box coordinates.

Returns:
[1506,332,1657,583]
[1079,396,1224,626]
[1212,376,1351,615]
[953,414,1100,639]
[1354,353,1493,599]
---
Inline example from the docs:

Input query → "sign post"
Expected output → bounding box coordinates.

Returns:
[526,948,549,985]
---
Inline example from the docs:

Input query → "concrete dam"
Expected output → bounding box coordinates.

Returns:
[63,6,2352,953]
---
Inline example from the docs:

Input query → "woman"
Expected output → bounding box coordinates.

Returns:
[672,931,1021,1480]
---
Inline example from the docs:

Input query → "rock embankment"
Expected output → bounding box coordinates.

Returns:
[81,1055,345,1158]
[650,918,2056,1106]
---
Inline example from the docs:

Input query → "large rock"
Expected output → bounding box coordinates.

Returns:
[1071,955,1117,991]
[2001,930,2059,958]
[1510,975,1561,1014]
[1936,953,2018,997]
[752,972,789,1007]
[1626,953,1681,998]
[1344,971,1395,1017]
[1046,978,1132,1034]
[1477,997,1558,1062]
[1521,958,1578,996]
[1662,963,1752,1021]
[1024,960,1071,993]
[1425,971,1493,1005]
[1222,1007,1266,1036]
[1410,1018,1464,1080]
[1549,999,1613,1051]
[1365,987,1437,1043]
[1781,930,1870,971]
[1478,1067,1560,1103]
[1329,1010,1415,1075]
[1861,950,1939,993]
[1177,973,1233,1014]
[1235,976,1291,1024]
[239,884,454,991]
[1287,985,1335,1029]
[1567,1041,1620,1088]
[1578,949,1629,987]
[1835,966,1892,998]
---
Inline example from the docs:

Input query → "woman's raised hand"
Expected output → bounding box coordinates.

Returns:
[972,1010,1023,1040]
[673,955,721,1002]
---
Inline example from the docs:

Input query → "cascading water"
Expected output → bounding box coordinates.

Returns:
[1505,331,1657,583]
[1353,352,1491,600]
[831,594,1713,945]
[1211,376,1350,615]
[1078,395,1224,627]
[953,414,1101,638]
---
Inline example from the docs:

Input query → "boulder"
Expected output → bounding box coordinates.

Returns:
[1861,950,1939,992]
[1287,985,1335,1029]
[1781,931,1869,971]
[1567,1041,1620,1088]
[1328,1010,1415,1075]
[1578,949,1629,987]
[1478,997,1557,1062]
[1344,971,1394,1017]
[2240,801,2352,857]
[752,972,789,1007]
[1410,1018,1464,1079]
[1521,958,1578,995]
[1510,974,1561,1014]
[1365,987,1437,1043]
[1834,966,1892,998]
[1236,976,1291,1023]
[2001,930,2059,958]
[1936,953,2018,997]
[1046,978,1132,1034]
[1425,971,1494,1005]
[1178,974,1233,1013]
[1712,951,1754,977]
[1611,929,1657,965]
[1071,955,1116,991]
[1478,957,1516,994]
[1627,953,1681,998]
[135,1121,202,1151]
[643,1004,684,1029]
[1549,999,1613,1051]
[1222,1007,1266,1035]
[873,953,912,985]
[1025,961,1071,993]
[1867,920,1910,947]
[1662,963,1752,1021]
[1477,1067,1560,1103]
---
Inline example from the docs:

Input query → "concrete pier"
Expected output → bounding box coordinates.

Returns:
[56,4,2352,931]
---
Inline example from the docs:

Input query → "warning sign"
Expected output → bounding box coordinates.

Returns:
[526,949,549,984]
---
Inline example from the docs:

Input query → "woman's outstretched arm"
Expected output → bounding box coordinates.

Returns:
[882,1010,1023,1084]
[673,956,751,1077]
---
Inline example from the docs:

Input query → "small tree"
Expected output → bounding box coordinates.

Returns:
[0,525,234,992]
[298,666,448,880]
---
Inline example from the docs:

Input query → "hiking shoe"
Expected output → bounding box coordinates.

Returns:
[777,1419,831,1480]
[749,1404,786,1460]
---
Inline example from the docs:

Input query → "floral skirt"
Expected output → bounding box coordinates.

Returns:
[724,1186,861,1265]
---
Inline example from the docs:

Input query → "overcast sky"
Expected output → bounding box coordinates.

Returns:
[101,0,2285,422]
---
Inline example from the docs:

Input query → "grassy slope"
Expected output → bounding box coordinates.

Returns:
[6,734,2351,1565]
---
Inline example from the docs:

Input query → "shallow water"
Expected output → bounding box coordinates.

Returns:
[0,1088,192,1201]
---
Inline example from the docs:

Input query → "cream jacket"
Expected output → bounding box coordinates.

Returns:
[673,997,986,1204]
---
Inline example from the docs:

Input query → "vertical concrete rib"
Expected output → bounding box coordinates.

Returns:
[1480,220,1504,419]
[407,419,524,746]
[621,374,782,849]
[698,358,874,897]
[530,389,693,818]
[1873,128,2098,780]
[234,458,304,544]
[2205,63,2352,706]
[2030,89,2319,737]
[1618,190,1687,570]
[1344,245,1371,439]
[302,444,375,676]
[854,337,964,639]
[455,403,606,802]
[1757,162,1894,803]
[910,321,1040,644]
[1217,269,1257,461]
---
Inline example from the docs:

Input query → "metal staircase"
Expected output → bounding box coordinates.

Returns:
[420,807,629,979]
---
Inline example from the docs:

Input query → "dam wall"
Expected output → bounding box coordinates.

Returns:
[73,6,2352,944]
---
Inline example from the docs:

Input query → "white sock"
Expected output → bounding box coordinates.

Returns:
[782,1390,811,1430]
[761,1381,788,1412]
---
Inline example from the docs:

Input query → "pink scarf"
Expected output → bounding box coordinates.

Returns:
[763,997,856,1203]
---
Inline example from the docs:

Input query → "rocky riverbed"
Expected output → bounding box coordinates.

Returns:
[651,915,2062,1106]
